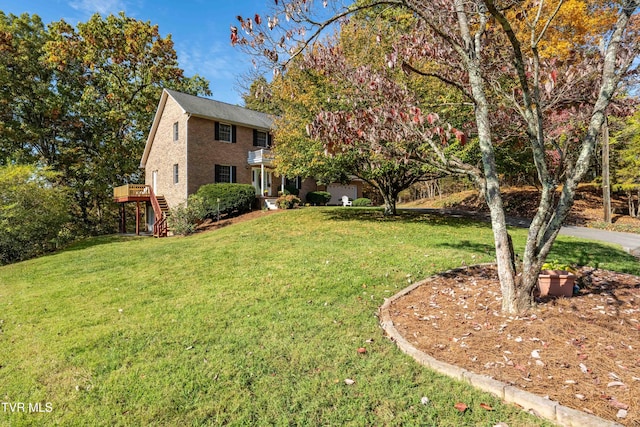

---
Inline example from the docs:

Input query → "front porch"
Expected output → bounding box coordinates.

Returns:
[247,148,287,200]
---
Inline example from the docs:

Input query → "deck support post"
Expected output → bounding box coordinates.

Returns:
[135,201,140,236]
[120,203,126,234]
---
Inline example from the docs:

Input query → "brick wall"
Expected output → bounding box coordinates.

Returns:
[145,97,188,208]
[187,116,255,195]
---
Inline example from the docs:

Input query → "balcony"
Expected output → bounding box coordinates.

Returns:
[247,148,275,167]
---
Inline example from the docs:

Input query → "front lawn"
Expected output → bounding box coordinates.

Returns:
[2,208,636,426]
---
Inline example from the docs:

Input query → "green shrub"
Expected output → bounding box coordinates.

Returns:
[167,196,207,236]
[306,191,332,206]
[0,164,70,265]
[283,185,300,196]
[352,198,372,207]
[196,184,256,218]
[276,194,301,209]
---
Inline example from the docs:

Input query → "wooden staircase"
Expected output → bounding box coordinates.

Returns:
[149,188,170,237]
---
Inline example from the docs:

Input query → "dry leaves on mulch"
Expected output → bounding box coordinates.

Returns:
[387,265,640,425]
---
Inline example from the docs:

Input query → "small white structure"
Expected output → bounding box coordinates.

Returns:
[342,195,353,207]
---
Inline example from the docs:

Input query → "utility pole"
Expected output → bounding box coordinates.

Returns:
[602,116,612,224]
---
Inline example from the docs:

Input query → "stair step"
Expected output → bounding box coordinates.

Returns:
[155,195,170,212]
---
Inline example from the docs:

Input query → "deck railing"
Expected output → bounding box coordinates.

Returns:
[113,184,149,199]
[247,149,275,166]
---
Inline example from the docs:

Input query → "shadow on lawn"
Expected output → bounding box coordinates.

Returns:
[61,234,148,253]
[323,207,640,275]
[321,207,486,228]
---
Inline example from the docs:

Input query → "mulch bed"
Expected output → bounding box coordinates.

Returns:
[387,265,640,425]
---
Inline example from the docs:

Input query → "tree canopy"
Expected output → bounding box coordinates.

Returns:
[0,11,210,235]
[234,0,639,313]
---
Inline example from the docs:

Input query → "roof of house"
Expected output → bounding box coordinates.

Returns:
[164,89,273,130]
[140,88,274,168]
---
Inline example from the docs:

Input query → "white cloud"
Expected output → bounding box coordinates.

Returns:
[68,0,128,16]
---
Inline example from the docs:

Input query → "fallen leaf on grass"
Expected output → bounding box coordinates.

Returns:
[454,402,468,412]
[357,347,367,354]
[480,403,494,411]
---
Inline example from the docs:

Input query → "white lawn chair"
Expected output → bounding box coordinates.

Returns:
[342,195,352,207]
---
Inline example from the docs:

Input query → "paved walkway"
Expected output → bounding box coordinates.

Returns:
[402,208,640,257]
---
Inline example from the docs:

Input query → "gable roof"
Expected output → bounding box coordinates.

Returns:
[164,89,274,129]
[140,89,274,168]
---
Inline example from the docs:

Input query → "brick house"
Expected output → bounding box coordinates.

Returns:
[141,88,321,208]
[114,89,363,236]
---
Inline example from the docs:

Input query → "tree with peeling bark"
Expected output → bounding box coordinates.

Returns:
[233,0,639,314]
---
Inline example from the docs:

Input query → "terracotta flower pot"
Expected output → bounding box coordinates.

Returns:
[537,270,576,297]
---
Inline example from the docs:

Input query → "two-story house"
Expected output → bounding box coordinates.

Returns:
[141,88,318,208]
[114,89,363,236]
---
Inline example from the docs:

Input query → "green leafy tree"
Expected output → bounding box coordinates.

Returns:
[242,76,281,115]
[0,12,210,236]
[265,13,462,215]
[43,12,210,233]
[612,110,640,216]
[0,13,63,165]
[0,164,70,265]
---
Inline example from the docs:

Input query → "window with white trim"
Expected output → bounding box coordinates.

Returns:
[215,165,236,183]
[256,131,268,147]
[218,123,232,142]
[286,176,302,190]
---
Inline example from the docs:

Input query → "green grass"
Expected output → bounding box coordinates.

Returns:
[1,208,638,426]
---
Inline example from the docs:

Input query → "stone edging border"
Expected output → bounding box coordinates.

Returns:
[378,266,623,427]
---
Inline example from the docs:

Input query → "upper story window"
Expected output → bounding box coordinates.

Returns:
[173,164,179,184]
[215,122,236,143]
[173,122,179,141]
[253,130,271,147]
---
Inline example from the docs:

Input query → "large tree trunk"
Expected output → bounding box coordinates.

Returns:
[454,0,520,313]
[381,191,397,216]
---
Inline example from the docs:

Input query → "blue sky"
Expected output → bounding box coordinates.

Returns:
[0,0,275,105]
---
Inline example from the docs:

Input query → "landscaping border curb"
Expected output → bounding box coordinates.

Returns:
[378,267,623,427]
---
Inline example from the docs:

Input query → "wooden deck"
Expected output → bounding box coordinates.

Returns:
[113,184,151,203]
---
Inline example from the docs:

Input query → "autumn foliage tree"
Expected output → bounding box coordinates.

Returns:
[234,0,639,314]
[0,12,210,235]
[254,8,473,215]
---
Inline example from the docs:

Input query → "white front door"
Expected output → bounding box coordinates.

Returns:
[252,168,273,196]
